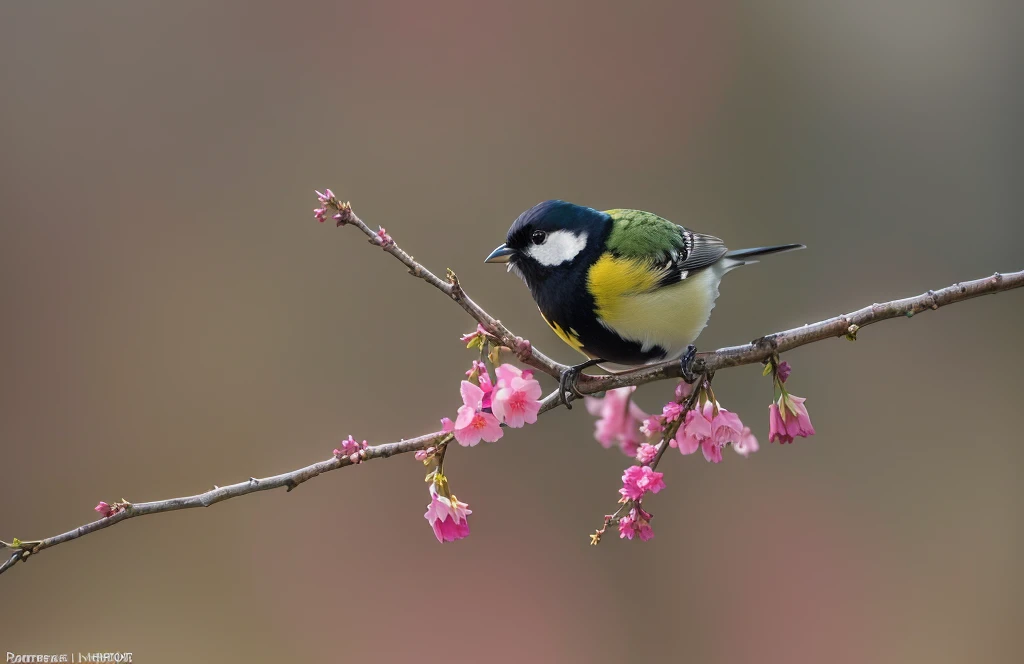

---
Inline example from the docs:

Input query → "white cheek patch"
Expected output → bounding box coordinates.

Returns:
[526,230,588,266]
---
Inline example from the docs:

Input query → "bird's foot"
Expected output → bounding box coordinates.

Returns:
[558,358,605,409]
[680,345,698,384]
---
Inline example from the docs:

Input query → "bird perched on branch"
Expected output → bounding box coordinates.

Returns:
[485,200,803,404]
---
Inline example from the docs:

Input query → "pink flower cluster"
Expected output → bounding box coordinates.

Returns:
[446,363,543,446]
[766,359,815,444]
[424,484,472,543]
[620,465,665,501]
[616,458,666,540]
[333,435,369,464]
[619,504,655,541]
[584,387,649,456]
[676,401,758,463]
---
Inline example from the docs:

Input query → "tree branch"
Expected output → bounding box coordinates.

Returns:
[3,197,1020,578]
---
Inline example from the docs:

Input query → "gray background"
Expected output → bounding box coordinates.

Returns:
[2,1,1022,662]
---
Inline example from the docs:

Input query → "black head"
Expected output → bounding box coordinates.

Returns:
[485,200,611,287]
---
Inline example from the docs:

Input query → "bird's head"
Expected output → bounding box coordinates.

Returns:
[485,200,610,286]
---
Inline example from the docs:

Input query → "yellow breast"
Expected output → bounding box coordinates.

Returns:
[587,254,721,358]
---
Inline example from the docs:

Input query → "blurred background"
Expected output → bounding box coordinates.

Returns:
[1,1,1022,662]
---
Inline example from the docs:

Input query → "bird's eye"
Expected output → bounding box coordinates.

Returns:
[531,230,547,245]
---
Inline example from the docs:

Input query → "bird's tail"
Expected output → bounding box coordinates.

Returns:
[723,243,805,267]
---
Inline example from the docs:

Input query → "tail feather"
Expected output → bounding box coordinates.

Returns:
[725,244,805,260]
[721,243,804,269]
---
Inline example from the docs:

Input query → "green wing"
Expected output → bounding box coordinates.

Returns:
[603,209,729,288]
[604,209,685,260]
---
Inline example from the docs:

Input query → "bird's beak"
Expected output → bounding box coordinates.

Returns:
[484,244,515,264]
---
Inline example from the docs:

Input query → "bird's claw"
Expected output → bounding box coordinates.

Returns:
[558,358,604,409]
[680,345,698,383]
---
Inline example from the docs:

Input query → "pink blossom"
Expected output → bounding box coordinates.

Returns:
[494,362,535,386]
[491,370,542,428]
[636,443,658,464]
[662,401,684,422]
[315,189,334,204]
[313,207,327,223]
[584,387,649,456]
[424,485,471,543]
[676,401,747,463]
[768,403,791,444]
[770,394,815,444]
[466,361,494,409]
[675,381,693,400]
[466,360,485,378]
[441,417,454,433]
[777,360,792,383]
[332,212,346,225]
[453,381,503,446]
[675,407,712,456]
[733,427,759,457]
[94,501,114,518]
[618,507,655,541]
[620,464,666,500]
[640,415,663,437]
[460,324,490,345]
[618,513,636,540]
[376,227,393,248]
[333,434,367,458]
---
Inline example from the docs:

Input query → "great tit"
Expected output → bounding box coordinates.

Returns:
[485,200,803,399]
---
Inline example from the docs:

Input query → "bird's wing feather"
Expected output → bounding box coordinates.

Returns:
[603,209,728,290]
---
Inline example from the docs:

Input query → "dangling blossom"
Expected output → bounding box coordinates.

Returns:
[466,360,494,409]
[618,505,655,541]
[491,364,542,428]
[620,465,666,500]
[453,381,503,446]
[769,394,815,444]
[676,400,748,463]
[424,484,471,543]
[584,386,649,456]
[777,360,792,383]
[733,427,759,457]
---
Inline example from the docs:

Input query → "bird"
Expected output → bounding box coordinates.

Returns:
[484,200,803,404]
